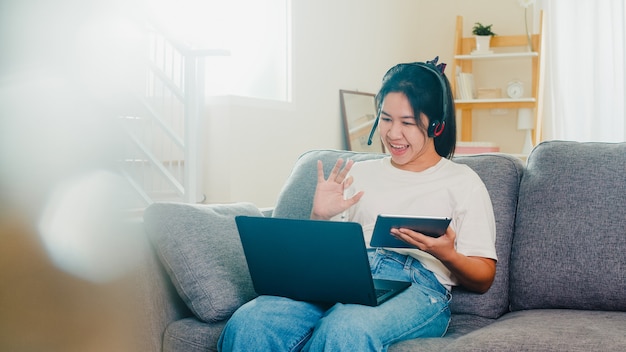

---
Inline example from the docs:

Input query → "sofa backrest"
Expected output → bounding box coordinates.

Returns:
[273,149,524,319]
[510,141,626,311]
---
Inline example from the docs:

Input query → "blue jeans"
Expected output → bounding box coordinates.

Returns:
[218,248,451,352]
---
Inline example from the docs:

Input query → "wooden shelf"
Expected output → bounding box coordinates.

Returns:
[455,97,535,104]
[455,98,536,110]
[455,52,539,60]
[451,13,545,143]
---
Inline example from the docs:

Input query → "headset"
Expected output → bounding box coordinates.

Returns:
[367,60,450,145]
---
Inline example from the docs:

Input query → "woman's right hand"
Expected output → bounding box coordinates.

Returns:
[310,159,364,220]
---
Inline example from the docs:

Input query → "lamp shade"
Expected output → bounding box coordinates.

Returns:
[517,108,534,130]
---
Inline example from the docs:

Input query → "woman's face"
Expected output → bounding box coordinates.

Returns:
[378,92,439,171]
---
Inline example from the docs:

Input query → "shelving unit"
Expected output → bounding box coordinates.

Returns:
[451,12,544,144]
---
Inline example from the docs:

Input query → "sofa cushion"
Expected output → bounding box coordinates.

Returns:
[144,202,261,323]
[274,149,523,319]
[444,309,626,352]
[510,141,626,311]
[389,314,496,351]
[164,318,226,352]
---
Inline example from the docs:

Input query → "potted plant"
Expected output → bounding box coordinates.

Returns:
[472,22,496,53]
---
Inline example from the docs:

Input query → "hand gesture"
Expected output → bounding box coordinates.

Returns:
[310,159,364,220]
[390,226,457,259]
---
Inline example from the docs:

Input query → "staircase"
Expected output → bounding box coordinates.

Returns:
[119,21,228,206]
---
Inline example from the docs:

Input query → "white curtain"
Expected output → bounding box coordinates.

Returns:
[537,0,626,142]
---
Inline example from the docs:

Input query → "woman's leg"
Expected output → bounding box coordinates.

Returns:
[217,295,328,352]
[302,249,451,352]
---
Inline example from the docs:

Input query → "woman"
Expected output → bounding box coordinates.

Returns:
[218,58,497,352]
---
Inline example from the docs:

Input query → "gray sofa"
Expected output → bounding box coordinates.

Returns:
[138,140,626,351]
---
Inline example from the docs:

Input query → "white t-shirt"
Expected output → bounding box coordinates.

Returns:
[338,157,497,289]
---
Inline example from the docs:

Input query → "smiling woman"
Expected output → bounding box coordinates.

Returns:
[149,0,291,101]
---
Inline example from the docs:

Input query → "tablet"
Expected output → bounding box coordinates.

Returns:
[369,214,452,248]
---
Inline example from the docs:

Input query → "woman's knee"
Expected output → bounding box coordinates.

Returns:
[219,302,258,350]
[320,304,372,332]
[305,304,380,351]
[220,296,326,352]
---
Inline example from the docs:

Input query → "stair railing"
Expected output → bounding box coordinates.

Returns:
[120,21,228,205]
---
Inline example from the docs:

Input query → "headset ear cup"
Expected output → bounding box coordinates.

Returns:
[433,121,445,137]
[428,120,445,137]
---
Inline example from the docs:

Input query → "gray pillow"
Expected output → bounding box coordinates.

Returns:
[144,202,261,323]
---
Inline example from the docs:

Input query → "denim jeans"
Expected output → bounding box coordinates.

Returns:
[218,248,451,352]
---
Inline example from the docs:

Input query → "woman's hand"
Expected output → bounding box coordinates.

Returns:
[310,159,364,220]
[391,226,456,257]
[391,226,496,293]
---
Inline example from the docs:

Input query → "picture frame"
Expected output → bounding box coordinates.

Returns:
[339,90,385,153]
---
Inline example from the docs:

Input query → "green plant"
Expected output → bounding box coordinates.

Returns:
[472,22,496,36]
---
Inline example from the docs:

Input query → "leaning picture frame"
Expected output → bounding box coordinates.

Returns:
[339,90,385,153]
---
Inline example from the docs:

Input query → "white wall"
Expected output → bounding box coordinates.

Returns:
[202,0,531,208]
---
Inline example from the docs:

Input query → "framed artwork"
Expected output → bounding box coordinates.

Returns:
[339,90,385,153]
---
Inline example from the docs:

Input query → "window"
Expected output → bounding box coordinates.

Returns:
[149,0,291,102]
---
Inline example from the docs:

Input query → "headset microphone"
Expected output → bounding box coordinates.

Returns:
[366,112,380,145]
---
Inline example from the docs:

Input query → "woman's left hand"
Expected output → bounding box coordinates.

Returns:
[390,226,456,260]
[390,226,496,293]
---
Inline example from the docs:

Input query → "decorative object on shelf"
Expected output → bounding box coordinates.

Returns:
[472,22,496,54]
[506,80,524,99]
[518,0,536,51]
[477,88,502,99]
[517,108,534,155]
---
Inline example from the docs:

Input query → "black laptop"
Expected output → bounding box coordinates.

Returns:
[235,216,411,307]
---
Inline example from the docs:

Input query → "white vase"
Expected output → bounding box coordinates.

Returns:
[475,35,492,53]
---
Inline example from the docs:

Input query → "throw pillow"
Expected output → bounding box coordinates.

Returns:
[143,202,261,323]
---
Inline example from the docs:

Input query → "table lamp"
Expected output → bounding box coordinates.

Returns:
[517,108,534,155]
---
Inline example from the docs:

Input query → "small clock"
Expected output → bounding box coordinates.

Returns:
[507,80,524,99]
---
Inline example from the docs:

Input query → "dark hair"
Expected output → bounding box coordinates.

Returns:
[375,62,456,158]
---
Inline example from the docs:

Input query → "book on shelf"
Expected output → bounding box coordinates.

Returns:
[456,141,500,154]
[455,72,476,100]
